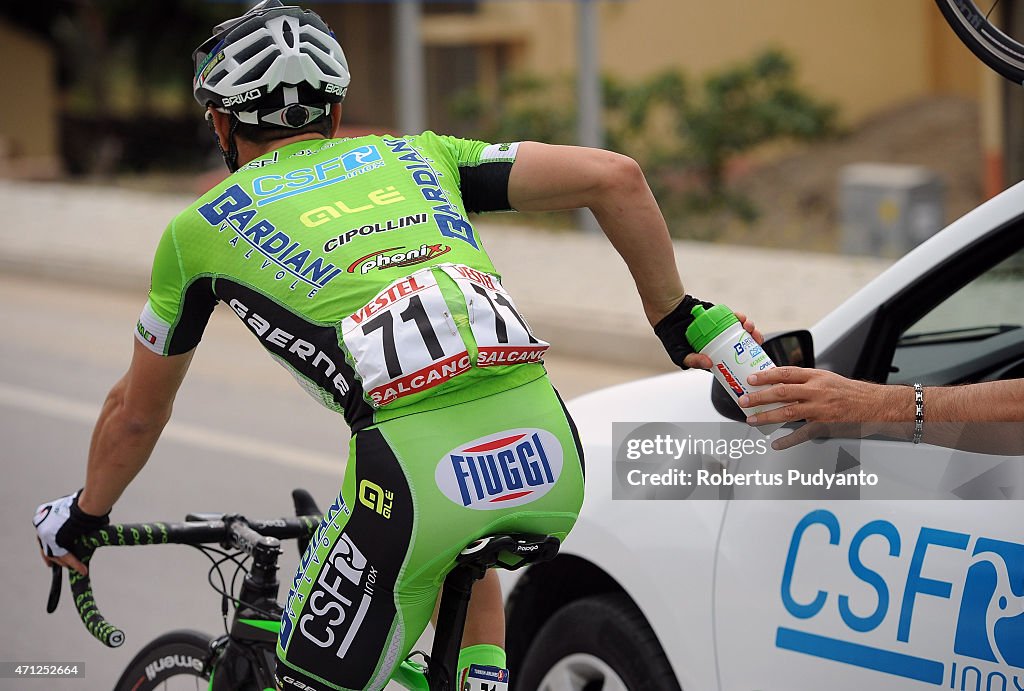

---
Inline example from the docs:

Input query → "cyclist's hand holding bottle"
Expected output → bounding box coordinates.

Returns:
[654,295,763,370]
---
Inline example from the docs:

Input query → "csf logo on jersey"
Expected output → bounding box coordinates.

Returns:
[436,429,563,510]
[295,534,376,659]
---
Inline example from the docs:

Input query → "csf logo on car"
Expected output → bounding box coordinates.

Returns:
[776,509,1024,689]
[436,429,563,510]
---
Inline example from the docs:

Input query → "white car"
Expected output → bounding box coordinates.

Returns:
[502,183,1024,690]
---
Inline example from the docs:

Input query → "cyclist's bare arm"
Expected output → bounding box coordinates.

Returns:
[79,340,194,515]
[507,142,761,369]
[42,340,192,575]
[508,142,684,326]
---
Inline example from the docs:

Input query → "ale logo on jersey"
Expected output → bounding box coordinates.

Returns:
[436,429,563,510]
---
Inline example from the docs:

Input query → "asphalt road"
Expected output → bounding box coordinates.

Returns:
[0,274,662,690]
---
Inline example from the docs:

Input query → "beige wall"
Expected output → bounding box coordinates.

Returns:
[0,20,59,176]
[316,4,396,128]
[458,0,980,125]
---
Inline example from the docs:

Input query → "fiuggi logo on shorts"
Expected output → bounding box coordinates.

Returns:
[436,429,563,510]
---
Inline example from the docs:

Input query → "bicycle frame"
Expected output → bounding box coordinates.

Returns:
[54,509,435,690]
[52,493,557,691]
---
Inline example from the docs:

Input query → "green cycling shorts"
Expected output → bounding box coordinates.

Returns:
[275,374,585,690]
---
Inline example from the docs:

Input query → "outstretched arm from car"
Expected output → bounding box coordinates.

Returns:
[739,368,1024,452]
[740,368,1024,424]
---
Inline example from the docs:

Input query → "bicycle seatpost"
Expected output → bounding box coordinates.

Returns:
[427,564,478,691]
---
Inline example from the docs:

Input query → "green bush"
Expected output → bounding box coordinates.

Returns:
[452,49,837,231]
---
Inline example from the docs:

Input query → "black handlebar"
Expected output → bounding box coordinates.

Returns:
[46,493,320,649]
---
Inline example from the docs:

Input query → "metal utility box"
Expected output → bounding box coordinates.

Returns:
[840,163,944,257]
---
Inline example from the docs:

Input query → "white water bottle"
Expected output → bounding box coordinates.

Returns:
[685,304,785,434]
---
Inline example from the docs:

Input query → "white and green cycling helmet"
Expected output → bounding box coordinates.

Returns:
[192,0,350,130]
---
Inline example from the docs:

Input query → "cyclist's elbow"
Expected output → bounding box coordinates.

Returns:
[119,407,172,437]
[105,381,173,436]
[591,152,648,206]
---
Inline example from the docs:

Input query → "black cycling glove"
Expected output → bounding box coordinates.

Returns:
[653,294,715,369]
[34,490,110,558]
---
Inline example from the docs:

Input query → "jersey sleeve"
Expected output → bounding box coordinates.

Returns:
[134,218,217,356]
[436,134,521,213]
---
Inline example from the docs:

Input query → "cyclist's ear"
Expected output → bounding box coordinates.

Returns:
[206,107,232,152]
[329,104,343,137]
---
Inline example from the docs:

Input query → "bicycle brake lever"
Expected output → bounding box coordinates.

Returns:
[46,564,61,613]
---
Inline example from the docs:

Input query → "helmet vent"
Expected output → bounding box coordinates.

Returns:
[303,49,334,77]
[231,38,266,66]
[240,53,276,85]
[282,20,296,48]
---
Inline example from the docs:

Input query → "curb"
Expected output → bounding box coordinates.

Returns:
[0,251,669,369]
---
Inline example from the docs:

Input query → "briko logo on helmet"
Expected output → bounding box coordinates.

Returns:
[222,89,262,108]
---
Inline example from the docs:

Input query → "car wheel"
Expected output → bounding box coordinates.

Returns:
[517,594,681,691]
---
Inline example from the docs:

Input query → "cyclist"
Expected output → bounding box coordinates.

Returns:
[33,2,759,689]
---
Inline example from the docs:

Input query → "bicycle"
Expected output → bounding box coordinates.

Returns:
[45,488,560,691]
[935,0,1024,83]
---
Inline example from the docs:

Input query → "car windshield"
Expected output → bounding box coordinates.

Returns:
[889,248,1024,384]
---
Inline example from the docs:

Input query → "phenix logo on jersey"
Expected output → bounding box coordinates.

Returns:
[347,244,451,274]
[198,184,342,298]
[436,429,563,510]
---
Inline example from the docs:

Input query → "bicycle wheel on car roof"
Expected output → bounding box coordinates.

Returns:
[936,0,1024,83]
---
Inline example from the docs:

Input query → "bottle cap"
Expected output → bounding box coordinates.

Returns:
[685,304,740,353]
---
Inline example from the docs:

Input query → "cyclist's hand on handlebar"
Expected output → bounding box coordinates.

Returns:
[33,490,109,576]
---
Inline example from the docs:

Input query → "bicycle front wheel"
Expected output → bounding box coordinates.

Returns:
[935,0,1024,83]
[113,629,213,691]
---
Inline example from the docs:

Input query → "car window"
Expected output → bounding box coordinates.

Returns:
[888,246,1024,384]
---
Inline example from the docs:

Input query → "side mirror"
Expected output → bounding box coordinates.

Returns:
[711,330,815,422]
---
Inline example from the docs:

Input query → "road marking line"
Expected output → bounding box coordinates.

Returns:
[0,381,341,475]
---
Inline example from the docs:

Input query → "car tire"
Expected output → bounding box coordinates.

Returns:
[516,593,682,691]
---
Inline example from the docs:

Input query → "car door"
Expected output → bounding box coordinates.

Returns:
[711,226,1024,690]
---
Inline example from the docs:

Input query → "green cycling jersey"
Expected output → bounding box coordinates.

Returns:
[136,132,546,430]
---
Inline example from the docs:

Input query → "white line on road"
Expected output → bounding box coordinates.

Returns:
[0,381,342,476]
